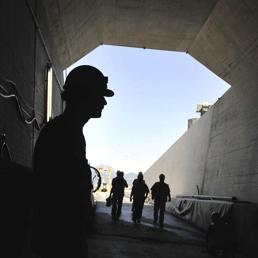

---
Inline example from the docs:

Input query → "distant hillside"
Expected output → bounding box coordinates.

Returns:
[124,172,138,187]
[95,165,139,187]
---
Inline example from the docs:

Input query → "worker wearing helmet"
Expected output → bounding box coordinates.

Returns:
[32,65,114,258]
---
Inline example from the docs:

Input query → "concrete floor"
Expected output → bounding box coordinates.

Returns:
[88,192,210,258]
[26,192,246,257]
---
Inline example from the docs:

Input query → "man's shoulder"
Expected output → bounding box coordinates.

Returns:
[165,183,171,189]
[39,116,62,136]
[118,177,127,185]
[151,182,159,188]
[45,115,65,130]
[112,177,118,184]
[35,116,68,153]
[161,182,170,188]
[143,182,149,189]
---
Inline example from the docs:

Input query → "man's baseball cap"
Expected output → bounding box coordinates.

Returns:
[62,65,114,101]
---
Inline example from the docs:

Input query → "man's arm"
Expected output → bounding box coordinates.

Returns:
[167,184,171,202]
[168,192,171,202]
[130,185,134,202]
[110,187,113,197]
[151,183,157,200]
[110,178,115,196]
[144,185,150,199]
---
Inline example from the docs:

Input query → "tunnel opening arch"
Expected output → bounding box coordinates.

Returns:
[38,0,258,203]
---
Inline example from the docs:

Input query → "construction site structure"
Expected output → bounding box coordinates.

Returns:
[96,165,114,192]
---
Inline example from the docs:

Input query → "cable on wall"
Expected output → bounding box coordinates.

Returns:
[0,134,11,161]
[0,73,42,130]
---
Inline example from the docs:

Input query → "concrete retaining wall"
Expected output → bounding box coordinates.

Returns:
[203,85,258,202]
[145,103,213,197]
[145,84,258,203]
[0,0,63,168]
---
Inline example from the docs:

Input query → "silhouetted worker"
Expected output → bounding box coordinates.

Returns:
[110,171,128,221]
[130,171,145,212]
[131,171,144,212]
[151,174,171,227]
[132,172,143,186]
[130,173,149,223]
[32,65,114,258]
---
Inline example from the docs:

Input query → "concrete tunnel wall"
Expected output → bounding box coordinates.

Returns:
[145,83,258,203]
[0,0,63,167]
[144,102,214,198]
[203,83,258,202]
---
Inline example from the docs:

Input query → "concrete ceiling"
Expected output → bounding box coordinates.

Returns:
[40,0,258,88]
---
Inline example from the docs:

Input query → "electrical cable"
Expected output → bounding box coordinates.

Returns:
[0,134,12,161]
[0,80,42,130]
[0,142,11,161]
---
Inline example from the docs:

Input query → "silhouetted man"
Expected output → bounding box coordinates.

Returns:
[151,174,171,227]
[132,172,143,186]
[130,173,149,223]
[32,65,114,258]
[131,172,143,212]
[110,171,128,221]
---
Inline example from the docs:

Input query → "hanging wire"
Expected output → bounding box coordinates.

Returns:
[0,134,11,161]
[0,74,42,130]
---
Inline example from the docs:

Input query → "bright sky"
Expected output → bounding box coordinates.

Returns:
[65,45,230,173]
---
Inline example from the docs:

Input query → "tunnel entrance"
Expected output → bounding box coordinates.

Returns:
[64,45,230,174]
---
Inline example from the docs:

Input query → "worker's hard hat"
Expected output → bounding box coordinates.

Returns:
[62,65,114,101]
